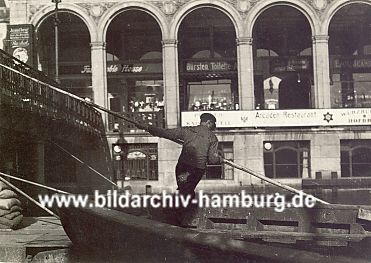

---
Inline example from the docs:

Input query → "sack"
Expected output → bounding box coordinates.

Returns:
[0,198,21,210]
[2,211,21,220]
[0,214,23,229]
[0,209,11,217]
[0,181,9,192]
[0,189,17,199]
[10,205,22,212]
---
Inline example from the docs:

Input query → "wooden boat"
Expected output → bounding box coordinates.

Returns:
[58,197,371,263]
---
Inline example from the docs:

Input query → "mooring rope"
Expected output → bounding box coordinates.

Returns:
[0,176,60,219]
[51,142,119,189]
[0,171,70,195]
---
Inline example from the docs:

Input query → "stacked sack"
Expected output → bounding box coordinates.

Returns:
[0,181,23,229]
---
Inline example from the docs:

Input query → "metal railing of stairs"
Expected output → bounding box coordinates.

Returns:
[0,49,105,135]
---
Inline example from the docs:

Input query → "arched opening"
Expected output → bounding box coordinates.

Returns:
[329,3,371,108]
[252,6,313,110]
[37,12,92,99]
[106,10,164,131]
[178,7,238,112]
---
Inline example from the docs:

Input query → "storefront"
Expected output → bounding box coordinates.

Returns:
[16,0,371,196]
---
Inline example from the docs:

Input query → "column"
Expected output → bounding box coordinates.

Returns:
[236,37,255,110]
[90,41,108,125]
[162,39,179,128]
[312,35,331,108]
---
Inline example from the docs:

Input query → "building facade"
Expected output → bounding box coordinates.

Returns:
[6,0,371,196]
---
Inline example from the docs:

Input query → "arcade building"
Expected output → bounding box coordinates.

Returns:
[4,0,371,202]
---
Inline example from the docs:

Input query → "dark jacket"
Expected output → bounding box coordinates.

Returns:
[148,125,221,169]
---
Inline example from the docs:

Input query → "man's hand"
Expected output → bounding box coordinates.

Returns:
[134,121,148,131]
[213,153,224,164]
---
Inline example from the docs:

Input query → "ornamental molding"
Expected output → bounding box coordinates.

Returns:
[309,0,328,11]
[29,4,46,23]
[236,37,253,45]
[77,2,117,24]
[153,0,186,17]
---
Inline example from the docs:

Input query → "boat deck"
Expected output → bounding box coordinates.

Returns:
[0,217,71,262]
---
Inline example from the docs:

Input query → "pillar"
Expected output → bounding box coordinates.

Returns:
[90,41,108,125]
[312,35,331,108]
[236,37,255,110]
[162,39,179,128]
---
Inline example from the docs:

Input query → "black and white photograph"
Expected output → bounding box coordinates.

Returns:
[1,0,371,262]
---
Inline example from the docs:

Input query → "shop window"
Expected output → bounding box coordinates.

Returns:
[186,79,234,111]
[106,10,164,131]
[341,140,371,177]
[329,4,371,108]
[178,8,238,112]
[204,142,234,180]
[122,144,158,180]
[264,141,310,178]
[253,6,313,110]
[108,79,164,131]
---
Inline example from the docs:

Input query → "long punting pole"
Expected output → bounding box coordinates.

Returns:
[223,159,330,205]
[0,62,330,205]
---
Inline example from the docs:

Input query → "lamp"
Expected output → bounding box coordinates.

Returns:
[52,0,61,84]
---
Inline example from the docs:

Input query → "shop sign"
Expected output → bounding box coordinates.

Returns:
[185,61,236,72]
[79,62,162,74]
[181,108,371,128]
[332,57,371,70]
[270,58,311,73]
[6,24,35,66]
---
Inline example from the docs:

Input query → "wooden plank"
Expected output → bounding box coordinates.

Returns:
[0,217,71,249]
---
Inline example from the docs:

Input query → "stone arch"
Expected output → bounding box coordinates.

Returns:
[246,0,320,37]
[169,0,243,40]
[323,0,371,35]
[30,3,97,42]
[97,1,168,43]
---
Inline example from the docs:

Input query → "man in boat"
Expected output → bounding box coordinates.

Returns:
[135,113,223,200]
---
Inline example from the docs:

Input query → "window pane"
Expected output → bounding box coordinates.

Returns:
[352,164,371,177]
[264,164,274,178]
[123,144,158,181]
[352,148,371,164]
[204,142,233,180]
[341,164,350,177]
[276,164,299,178]
[275,149,297,164]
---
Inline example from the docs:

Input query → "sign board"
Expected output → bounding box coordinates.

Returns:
[76,62,162,75]
[270,57,311,73]
[6,24,35,66]
[181,108,371,128]
[185,61,237,72]
[331,57,371,73]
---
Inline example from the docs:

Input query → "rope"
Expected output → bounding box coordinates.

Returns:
[0,176,60,219]
[0,171,70,195]
[51,142,119,189]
